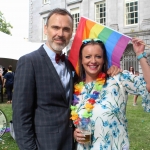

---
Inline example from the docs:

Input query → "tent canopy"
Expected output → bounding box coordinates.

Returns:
[0,31,42,60]
[0,31,42,71]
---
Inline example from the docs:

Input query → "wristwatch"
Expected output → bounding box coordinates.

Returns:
[137,52,147,61]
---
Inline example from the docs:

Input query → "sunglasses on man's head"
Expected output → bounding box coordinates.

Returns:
[82,38,104,45]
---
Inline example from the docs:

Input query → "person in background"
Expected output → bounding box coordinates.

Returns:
[133,71,140,106]
[0,71,3,86]
[72,38,150,150]
[12,8,121,150]
[129,66,134,74]
[2,67,8,76]
[2,67,8,97]
[128,66,138,106]
[3,65,14,104]
[0,72,3,101]
[0,66,3,85]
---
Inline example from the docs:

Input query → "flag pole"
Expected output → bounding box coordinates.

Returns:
[140,42,150,48]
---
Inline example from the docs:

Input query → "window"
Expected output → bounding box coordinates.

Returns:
[43,0,50,4]
[43,17,47,40]
[70,8,80,33]
[121,44,138,71]
[95,1,106,25]
[125,0,138,25]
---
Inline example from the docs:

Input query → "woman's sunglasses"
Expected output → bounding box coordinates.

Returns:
[82,38,104,45]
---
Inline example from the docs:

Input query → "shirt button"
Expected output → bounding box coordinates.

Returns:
[69,124,72,127]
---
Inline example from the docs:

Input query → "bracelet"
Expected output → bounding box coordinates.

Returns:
[137,52,147,61]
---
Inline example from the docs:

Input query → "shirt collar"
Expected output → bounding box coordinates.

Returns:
[43,43,56,60]
[43,43,63,59]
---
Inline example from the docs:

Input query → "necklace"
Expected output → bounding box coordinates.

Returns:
[70,72,106,128]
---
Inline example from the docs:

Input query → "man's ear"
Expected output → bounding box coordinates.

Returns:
[44,25,47,35]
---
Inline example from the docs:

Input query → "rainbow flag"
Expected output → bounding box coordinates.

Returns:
[68,17,131,73]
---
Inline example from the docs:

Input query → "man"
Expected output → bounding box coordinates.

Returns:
[13,8,75,150]
[12,8,120,150]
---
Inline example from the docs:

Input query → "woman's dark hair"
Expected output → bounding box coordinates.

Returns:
[129,66,134,74]
[46,8,73,26]
[77,39,108,82]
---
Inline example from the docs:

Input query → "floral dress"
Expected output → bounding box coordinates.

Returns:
[72,70,150,150]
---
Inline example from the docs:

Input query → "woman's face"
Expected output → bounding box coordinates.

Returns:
[82,44,104,79]
[129,67,133,71]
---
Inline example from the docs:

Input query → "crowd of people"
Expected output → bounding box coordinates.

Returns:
[0,7,148,150]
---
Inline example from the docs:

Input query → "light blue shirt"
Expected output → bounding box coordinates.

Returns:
[43,44,70,99]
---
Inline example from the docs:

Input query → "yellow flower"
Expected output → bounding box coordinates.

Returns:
[85,103,94,112]
[74,82,84,95]
[70,111,79,120]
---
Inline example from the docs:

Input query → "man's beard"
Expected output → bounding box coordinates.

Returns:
[48,38,68,52]
[51,42,66,52]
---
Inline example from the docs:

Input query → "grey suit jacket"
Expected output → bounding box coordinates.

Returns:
[12,45,75,150]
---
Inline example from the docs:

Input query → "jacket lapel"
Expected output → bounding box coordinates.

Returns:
[39,47,67,104]
[65,59,74,106]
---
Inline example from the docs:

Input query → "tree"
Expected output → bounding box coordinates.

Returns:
[0,11,13,35]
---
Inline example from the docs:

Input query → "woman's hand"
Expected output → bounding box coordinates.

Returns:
[74,128,85,144]
[132,38,145,56]
[132,38,150,92]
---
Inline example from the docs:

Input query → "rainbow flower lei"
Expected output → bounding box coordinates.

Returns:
[70,72,106,128]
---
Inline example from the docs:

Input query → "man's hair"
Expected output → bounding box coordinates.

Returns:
[46,8,73,26]
[8,65,12,71]
[135,71,139,75]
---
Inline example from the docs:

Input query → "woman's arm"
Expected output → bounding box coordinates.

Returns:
[3,78,6,87]
[132,38,150,92]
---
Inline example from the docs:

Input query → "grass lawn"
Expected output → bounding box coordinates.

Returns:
[0,95,150,150]
[126,95,150,150]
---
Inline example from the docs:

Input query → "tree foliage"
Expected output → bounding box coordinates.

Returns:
[0,11,13,35]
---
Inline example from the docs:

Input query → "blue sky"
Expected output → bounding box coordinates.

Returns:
[0,0,29,39]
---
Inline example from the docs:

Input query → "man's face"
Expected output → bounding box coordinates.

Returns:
[44,14,73,54]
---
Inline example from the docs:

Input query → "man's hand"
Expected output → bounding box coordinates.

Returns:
[107,65,122,77]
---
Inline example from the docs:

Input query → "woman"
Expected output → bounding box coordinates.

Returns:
[132,71,140,106]
[128,67,139,106]
[71,38,150,150]
[129,66,134,74]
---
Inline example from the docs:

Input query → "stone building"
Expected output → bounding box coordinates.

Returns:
[29,0,150,72]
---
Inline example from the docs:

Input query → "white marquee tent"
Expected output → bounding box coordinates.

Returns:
[0,31,67,71]
[0,31,42,60]
[0,31,42,71]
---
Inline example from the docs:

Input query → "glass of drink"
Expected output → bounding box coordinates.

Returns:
[79,126,91,144]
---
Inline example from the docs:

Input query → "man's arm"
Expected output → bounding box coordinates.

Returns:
[12,55,37,150]
[107,65,122,77]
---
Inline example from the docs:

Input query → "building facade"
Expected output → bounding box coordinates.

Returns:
[29,0,150,73]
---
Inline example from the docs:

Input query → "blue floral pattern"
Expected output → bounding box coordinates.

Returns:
[75,70,150,150]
